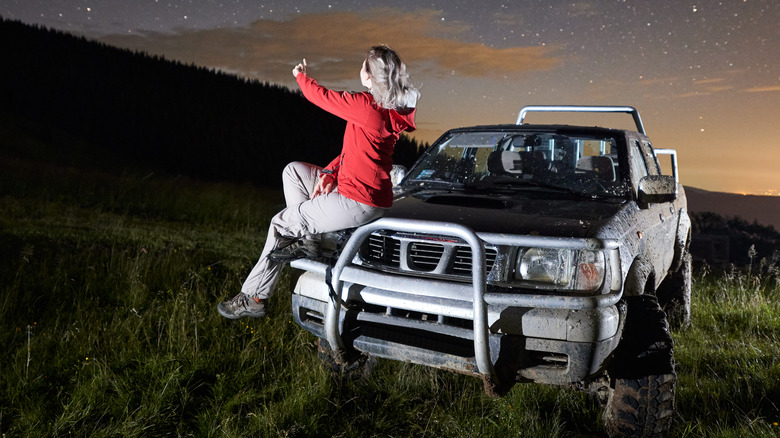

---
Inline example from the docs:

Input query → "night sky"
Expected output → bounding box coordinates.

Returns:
[4,0,778,195]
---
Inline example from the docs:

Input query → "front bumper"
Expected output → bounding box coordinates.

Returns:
[292,268,622,385]
[290,217,623,386]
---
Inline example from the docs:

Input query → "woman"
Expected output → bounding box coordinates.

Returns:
[218,45,420,319]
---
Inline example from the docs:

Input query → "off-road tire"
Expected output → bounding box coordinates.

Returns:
[316,338,376,381]
[657,252,692,330]
[603,295,675,437]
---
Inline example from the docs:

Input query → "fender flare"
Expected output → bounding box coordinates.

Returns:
[671,209,691,272]
[624,257,655,297]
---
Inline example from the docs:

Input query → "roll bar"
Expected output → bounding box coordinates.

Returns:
[516,105,646,135]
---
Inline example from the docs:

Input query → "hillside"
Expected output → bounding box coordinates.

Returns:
[0,19,425,187]
[685,186,780,231]
[685,186,780,267]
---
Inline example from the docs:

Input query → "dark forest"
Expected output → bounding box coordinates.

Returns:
[0,18,427,188]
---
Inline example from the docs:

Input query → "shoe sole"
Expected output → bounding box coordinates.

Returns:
[217,303,267,319]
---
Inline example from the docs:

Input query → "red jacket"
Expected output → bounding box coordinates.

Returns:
[296,73,416,208]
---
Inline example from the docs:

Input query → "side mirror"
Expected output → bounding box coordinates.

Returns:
[638,175,677,206]
[390,164,407,187]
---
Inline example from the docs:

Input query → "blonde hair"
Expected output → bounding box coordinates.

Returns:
[364,45,420,110]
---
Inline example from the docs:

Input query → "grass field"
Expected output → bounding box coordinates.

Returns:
[1,156,779,437]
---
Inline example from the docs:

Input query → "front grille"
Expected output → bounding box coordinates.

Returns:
[361,233,497,277]
[409,242,444,271]
[364,233,401,265]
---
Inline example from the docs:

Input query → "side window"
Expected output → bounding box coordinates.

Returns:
[630,140,648,184]
[640,141,661,175]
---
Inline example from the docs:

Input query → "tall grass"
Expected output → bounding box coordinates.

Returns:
[1,156,779,437]
[673,257,780,437]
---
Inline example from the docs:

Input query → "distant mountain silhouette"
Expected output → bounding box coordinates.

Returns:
[0,18,426,187]
[686,187,780,267]
[685,186,780,232]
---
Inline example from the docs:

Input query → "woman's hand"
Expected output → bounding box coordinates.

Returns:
[311,173,335,198]
[292,58,307,78]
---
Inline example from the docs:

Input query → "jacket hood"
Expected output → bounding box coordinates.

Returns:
[389,107,416,133]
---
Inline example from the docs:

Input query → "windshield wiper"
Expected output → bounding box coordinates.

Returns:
[407,179,465,190]
[467,177,563,191]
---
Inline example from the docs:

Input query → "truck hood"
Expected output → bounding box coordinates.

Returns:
[386,189,628,237]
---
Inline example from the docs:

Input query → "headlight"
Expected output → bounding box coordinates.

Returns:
[516,248,573,285]
[515,248,605,292]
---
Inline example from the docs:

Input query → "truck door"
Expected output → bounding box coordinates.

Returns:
[630,138,676,284]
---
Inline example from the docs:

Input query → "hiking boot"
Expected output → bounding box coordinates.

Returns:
[268,239,320,263]
[217,292,267,319]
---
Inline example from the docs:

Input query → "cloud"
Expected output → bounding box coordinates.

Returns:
[639,77,681,86]
[691,77,733,93]
[674,91,712,98]
[568,2,600,18]
[744,85,780,93]
[491,12,526,28]
[637,75,739,99]
[693,78,725,85]
[98,9,561,85]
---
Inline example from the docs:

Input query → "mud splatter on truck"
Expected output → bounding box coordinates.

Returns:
[290,106,690,437]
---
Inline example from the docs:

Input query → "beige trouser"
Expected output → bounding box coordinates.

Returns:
[241,161,387,299]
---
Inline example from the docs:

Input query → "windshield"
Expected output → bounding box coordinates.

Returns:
[403,131,630,198]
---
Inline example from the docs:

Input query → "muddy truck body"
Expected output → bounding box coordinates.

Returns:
[289,106,691,436]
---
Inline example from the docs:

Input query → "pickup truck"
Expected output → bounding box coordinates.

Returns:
[289,106,691,437]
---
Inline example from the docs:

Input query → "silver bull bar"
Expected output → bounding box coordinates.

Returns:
[291,217,621,382]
